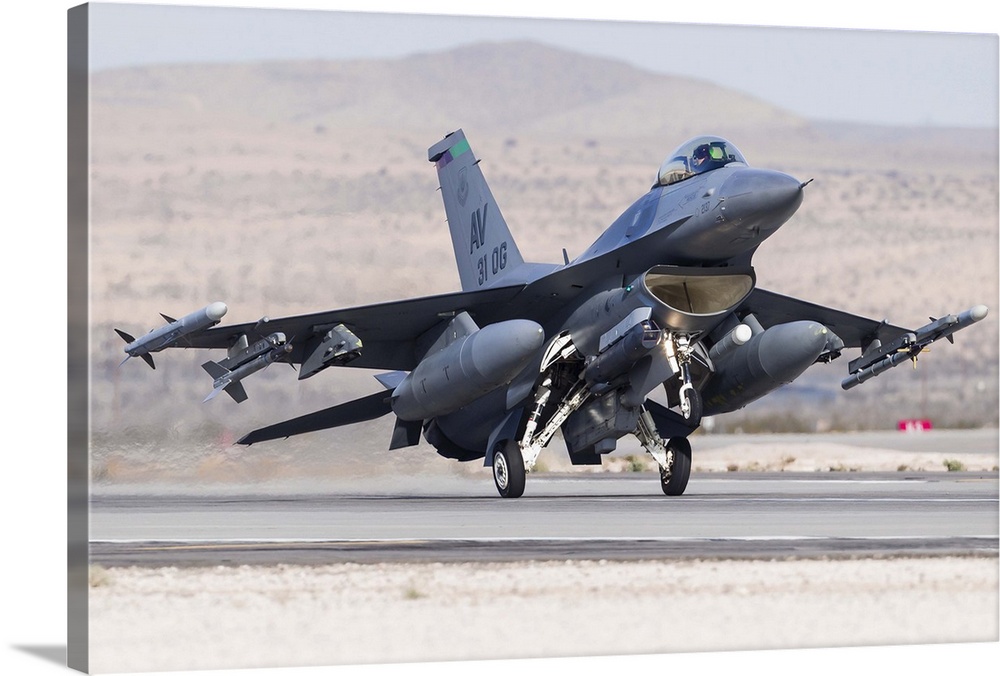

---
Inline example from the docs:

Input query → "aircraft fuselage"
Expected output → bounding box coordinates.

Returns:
[433,162,806,459]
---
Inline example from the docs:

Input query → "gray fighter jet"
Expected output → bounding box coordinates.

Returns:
[117,131,988,497]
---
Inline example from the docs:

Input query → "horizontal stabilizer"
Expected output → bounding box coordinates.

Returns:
[237,391,393,445]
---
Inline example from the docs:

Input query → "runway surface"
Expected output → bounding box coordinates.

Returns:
[90,471,999,566]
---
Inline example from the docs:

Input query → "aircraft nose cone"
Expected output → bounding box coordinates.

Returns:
[718,168,804,233]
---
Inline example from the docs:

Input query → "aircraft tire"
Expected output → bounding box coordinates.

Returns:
[493,440,526,499]
[660,437,692,496]
[682,387,703,425]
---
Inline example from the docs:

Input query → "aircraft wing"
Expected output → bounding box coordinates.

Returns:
[176,284,526,371]
[738,288,910,348]
[739,289,988,389]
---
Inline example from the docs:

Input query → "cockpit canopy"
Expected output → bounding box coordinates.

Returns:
[657,136,748,187]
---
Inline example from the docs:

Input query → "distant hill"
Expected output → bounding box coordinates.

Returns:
[91,41,808,140]
[91,40,995,168]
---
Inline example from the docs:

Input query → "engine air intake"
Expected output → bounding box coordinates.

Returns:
[640,266,755,332]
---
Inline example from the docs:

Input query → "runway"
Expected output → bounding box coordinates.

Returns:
[89,471,999,566]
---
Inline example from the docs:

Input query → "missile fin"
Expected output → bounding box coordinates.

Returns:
[203,384,225,402]
[114,328,136,344]
[115,329,156,368]
[201,360,230,379]
[224,381,249,404]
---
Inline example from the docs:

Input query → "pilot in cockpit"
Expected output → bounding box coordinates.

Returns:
[657,136,747,187]
[691,144,713,169]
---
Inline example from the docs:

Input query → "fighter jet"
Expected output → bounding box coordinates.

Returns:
[117,130,988,498]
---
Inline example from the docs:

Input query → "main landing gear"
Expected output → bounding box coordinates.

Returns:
[489,331,702,499]
[491,388,699,499]
[635,407,694,497]
[492,440,526,499]
[659,437,691,496]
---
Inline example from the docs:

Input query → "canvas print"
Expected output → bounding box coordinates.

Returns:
[69,3,999,673]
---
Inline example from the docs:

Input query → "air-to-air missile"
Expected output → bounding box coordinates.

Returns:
[841,305,989,390]
[389,317,545,421]
[115,302,228,369]
[201,332,292,403]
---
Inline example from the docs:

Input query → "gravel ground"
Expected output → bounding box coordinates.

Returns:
[88,556,998,673]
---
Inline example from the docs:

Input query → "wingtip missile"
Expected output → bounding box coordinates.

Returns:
[842,304,989,390]
[117,302,228,366]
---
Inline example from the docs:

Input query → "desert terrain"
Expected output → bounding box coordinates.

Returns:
[88,555,997,673]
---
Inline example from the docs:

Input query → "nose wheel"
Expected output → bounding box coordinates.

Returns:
[679,384,702,424]
[492,440,526,498]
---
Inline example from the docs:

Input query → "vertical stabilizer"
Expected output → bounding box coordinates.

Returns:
[429,129,525,291]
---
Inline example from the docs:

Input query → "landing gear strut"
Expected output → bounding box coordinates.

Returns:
[635,407,693,496]
[671,333,703,425]
[488,329,703,498]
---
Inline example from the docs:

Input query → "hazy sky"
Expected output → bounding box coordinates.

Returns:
[86,1,998,129]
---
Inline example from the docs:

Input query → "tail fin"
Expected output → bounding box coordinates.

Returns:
[428,129,525,291]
